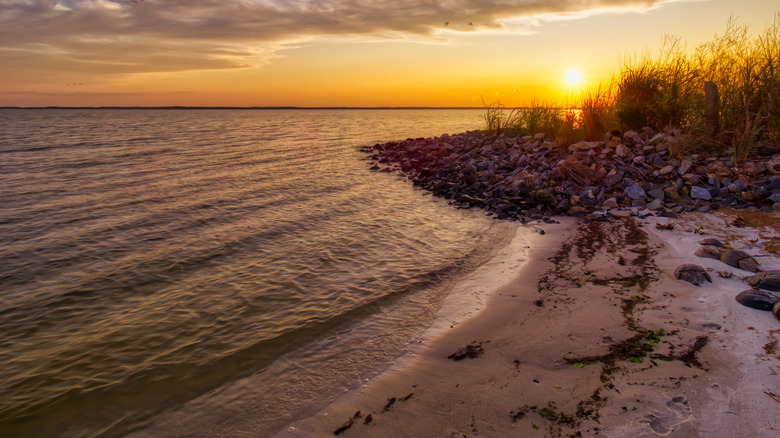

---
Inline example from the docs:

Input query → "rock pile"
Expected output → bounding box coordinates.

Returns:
[364,129,780,221]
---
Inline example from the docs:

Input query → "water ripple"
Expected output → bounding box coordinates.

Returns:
[0,108,501,438]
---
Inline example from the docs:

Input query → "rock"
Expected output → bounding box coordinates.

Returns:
[647,189,665,200]
[652,155,667,169]
[604,171,623,187]
[609,208,633,218]
[579,188,598,205]
[602,197,619,209]
[663,187,681,202]
[735,289,780,311]
[647,198,663,211]
[569,141,597,152]
[679,160,693,175]
[649,133,666,146]
[674,264,712,286]
[741,189,759,202]
[768,193,780,204]
[719,250,759,272]
[728,179,748,193]
[745,271,780,292]
[625,184,647,200]
[699,238,725,247]
[695,245,722,259]
[690,186,712,200]
[623,130,643,146]
[659,165,675,175]
[535,189,555,205]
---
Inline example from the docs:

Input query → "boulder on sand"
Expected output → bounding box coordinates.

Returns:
[720,250,759,272]
[699,238,725,248]
[735,289,780,311]
[674,264,712,286]
[745,271,780,292]
[695,245,722,260]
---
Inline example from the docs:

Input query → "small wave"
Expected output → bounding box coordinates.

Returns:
[0,145,61,153]
[0,108,490,438]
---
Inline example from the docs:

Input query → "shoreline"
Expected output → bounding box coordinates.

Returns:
[281,210,780,437]
[278,218,572,437]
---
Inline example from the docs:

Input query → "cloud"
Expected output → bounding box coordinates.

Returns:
[0,0,679,79]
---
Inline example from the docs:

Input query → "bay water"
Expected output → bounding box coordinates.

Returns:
[0,109,517,437]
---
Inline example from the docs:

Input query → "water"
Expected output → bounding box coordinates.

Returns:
[0,109,516,437]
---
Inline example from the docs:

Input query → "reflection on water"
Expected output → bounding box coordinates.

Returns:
[0,109,514,437]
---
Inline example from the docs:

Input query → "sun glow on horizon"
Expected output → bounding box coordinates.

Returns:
[565,69,584,87]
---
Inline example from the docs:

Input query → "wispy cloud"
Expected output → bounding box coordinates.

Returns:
[0,0,679,79]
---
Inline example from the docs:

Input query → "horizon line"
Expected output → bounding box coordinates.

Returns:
[0,105,487,110]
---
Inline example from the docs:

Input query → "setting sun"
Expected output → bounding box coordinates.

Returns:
[565,69,584,87]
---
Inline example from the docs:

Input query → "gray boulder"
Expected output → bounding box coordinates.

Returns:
[625,184,647,200]
[690,186,712,200]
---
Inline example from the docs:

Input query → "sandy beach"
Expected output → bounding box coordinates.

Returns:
[280,209,780,437]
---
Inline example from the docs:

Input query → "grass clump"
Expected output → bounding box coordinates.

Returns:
[581,82,617,141]
[481,97,579,141]
[481,96,522,135]
[615,35,704,133]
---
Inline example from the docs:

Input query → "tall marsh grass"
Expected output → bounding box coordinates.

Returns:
[481,97,576,140]
[483,13,780,159]
[615,14,780,158]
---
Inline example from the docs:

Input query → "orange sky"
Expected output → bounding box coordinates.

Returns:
[1,0,778,107]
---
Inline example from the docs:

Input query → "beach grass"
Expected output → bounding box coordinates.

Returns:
[483,13,780,159]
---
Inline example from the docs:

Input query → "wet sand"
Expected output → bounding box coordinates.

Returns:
[280,211,780,438]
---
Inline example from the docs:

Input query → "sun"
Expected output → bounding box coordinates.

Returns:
[565,69,583,86]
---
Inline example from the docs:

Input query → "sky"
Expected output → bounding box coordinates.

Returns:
[0,0,778,107]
